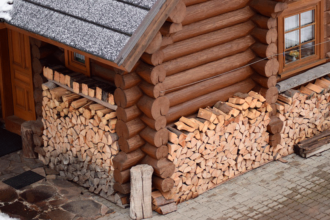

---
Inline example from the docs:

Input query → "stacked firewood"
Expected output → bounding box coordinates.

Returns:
[276,78,330,156]
[43,66,115,105]
[167,91,276,203]
[39,82,120,201]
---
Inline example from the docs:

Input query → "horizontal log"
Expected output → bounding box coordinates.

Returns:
[160,22,182,35]
[250,0,287,17]
[152,177,174,193]
[269,133,281,147]
[114,72,141,90]
[145,32,162,54]
[114,86,143,108]
[141,156,175,178]
[166,66,253,107]
[161,21,254,62]
[267,116,283,134]
[113,149,145,171]
[116,118,146,139]
[141,115,167,131]
[163,49,256,91]
[251,43,277,58]
[252,14,277,29]
[141,143,168,159]
[137,96,170,119]
[164,35,255,76]
[31,44,56,59]
[139,81,165,99]
[183,0,207,6]
[251,74,277,88]
[141,51,164,66]
[117,105,142,122]
[114,169,130,184]
[140,127,169,147]
[90,61,116,82]
[251,27,277,45]
[182,0,250,25]
[254,85,278,104]
[172,6,253,42]
[166,78,256,123]
[136,63,166,85]
[113,182,130,195]
[119,135,146,153]
[251,58,279,77]
[167,0,186,23]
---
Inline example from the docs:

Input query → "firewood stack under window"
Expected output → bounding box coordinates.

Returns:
[39,82,120,201]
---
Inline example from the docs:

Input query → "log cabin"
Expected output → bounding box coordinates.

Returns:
[1,0,330,212]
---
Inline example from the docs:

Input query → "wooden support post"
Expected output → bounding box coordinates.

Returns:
[130,165,154,220]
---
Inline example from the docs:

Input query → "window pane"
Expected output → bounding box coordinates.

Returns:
[285,15,299,31]
[285,30,299,49]
[285,47,300,64]
[301,41,315,59]
[301,25,315,43]
[301,10,314,26]
[74,52,85,64]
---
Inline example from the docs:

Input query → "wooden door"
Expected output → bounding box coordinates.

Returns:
[8,30,36,121]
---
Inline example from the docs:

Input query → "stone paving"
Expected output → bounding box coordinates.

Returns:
[1,149,330,219]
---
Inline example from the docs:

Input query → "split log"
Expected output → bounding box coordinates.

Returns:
[113,149,145,171]
[141,115,167,131]
[141,144,169,160]
[140,127,169,147]
[172,6,253,42]
[182,0,250,25]
[113,182,130,195]
[153,203,177,215]
[165,66,253,107]
[136,63,166,85]
[137,96,170,119]
[119,135,146,153]
[255,86,279,104]
[115,72,141,90]
[166,78,256,123]
[164,35,255,76]
[116,119,145,139]
[141,156,175,179]
[163,49,255,91]
[161,21,254,62]
[130,165,153,220]
[114,86,143,108]
[117,105,142,122]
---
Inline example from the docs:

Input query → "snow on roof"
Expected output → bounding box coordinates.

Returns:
[8,0,163,65]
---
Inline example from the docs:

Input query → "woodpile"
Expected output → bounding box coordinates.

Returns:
[167,91,277,203]
[276,78,330,156]
[39,81,120,201]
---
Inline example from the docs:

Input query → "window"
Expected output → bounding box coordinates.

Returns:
[278,0,325,78]
[65,50,90,76]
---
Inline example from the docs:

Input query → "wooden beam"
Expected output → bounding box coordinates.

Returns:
[5,24,127,71]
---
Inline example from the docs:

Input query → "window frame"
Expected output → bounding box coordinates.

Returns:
[278,0,325,79]
[65,50,90,76]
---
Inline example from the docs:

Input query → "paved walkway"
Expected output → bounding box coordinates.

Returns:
[1,148,330,219]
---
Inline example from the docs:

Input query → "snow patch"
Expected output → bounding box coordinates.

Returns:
[0,213,20,220]
[0,0,13,21]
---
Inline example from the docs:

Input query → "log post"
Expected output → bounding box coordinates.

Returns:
[130,164,154,220]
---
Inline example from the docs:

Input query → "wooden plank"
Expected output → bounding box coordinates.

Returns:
[47,80,117,110]
[276,62,330,92]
